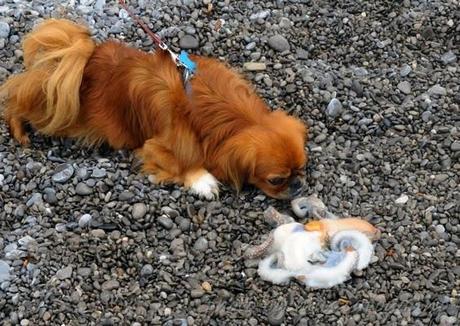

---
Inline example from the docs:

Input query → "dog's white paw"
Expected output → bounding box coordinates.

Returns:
[189,172,219,200]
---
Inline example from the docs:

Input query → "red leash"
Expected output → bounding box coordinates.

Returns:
[118,0,167,50]
[117,0,197,87]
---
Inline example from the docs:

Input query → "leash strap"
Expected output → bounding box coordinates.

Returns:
[118,0,196,84]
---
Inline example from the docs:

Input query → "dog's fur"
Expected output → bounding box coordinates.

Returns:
[1,19,308,199]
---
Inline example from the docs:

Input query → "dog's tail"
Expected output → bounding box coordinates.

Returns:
[0,19,95,134]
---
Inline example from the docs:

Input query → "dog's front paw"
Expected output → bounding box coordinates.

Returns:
[188,171,219,200]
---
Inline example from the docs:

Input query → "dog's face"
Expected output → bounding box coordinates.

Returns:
[247,112,307,199]
[216,111,308,199]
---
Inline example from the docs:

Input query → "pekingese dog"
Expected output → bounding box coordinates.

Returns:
[1,19,308,199]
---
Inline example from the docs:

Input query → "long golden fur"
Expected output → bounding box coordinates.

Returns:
[1,19,308,199]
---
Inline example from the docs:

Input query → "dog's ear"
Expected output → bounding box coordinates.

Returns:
[271,109,308,141]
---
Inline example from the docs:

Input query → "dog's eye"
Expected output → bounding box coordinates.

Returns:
[268,177,286,186]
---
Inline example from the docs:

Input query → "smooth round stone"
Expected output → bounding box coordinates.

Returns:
[75,182,93,195]
[179,35,199,49]
[397,81,411,94]
[0,260,11,283]
[101,279,120,291]
[52,164,75,183]
[157,215,173,230]
[326,98,343,117]
[132,203,148,219]
[193,237,208,251]
[268,34,290,52]
[400,64,412,77]
[140,264,154,277]
[91,168,106,178]
[43,187,57,204]
[78,214,92,228]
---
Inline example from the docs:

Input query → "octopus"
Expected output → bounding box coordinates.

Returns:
[244,195,380,288]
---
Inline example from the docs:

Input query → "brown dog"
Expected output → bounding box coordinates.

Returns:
[0,19,308,199]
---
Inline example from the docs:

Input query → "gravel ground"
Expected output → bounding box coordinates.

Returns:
[0,0,459,325]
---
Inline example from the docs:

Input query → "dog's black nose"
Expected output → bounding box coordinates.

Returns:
[289,178,304,197]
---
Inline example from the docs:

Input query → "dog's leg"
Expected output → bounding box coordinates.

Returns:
[138,138,219,199]
[6,115,30,146]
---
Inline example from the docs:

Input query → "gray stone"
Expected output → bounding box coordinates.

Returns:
[326,98,343,117]
[279,17,291,29]
[179,35,199,49]
[78,214,92,228]
[250,10,270,21]
[91,168,106,178]
[400,64,412,77]
[119,191,134,201]
[397,81,411,94]
[140,264,154,277]
[421,111,432,122]
[191,288,205,298]
[451,141,460,152]
[52,163,75,183]
[193,237,208,251]
[0,21,10,39]
[26,193,43,207]
[76,182,93,195]
[132,203,148,219]
[157,215,173,229]
[440,51,457,65]
[428,84,447,96]
[56,265,73,280]
[43,187,57,204]
[0,260,11,283]
[95,0,105,11]
[101,279,120,291]
[268,35,290,52]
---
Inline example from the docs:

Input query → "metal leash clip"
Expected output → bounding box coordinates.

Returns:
[119,0,197,86]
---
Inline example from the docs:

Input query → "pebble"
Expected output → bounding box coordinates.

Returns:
[190,288,205,298]
[26,193,43,207]
[52,163,75,183]
[421,111,432,122]
[428,84,447,96]
[243,62,266,71]
[157,215,173,229]
[400,64,412,77]
[268,34,290,52]
[179,35,199,49]
[267,302,286,325]
[119,191,134,201]
[91,168,106,178]
[75,182,93,195]
[397,81,411,94]
[101,280,120,291]
[435,225,445,234]
[451,141,460,152]
[0,21,10,38]
[201,281,212,292]
[193,237,208,251]
[326,98,343,117]
[43,187,58,204]
[395,194,409,205]
[351,80,364,96]
[78,214,92,228]
[279,17,291,29]
[132,203,148,219]
[0,260,11,283]
[440,51,457,65]
[56,266,73,280]
[140,264,154,277]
